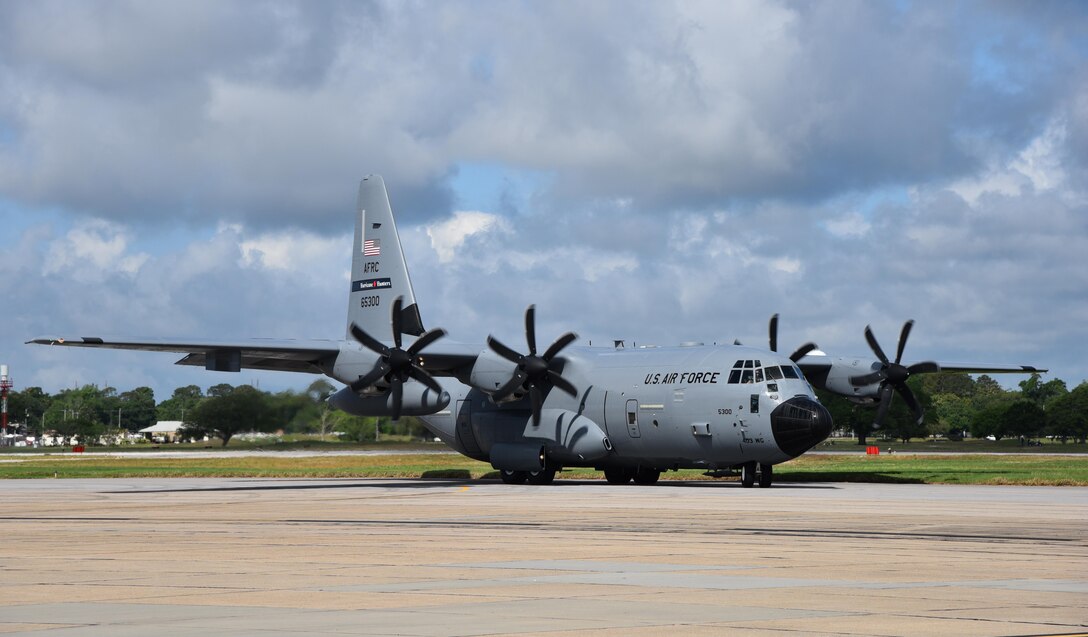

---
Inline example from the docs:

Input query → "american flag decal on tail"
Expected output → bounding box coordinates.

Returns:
[363,239,381,256]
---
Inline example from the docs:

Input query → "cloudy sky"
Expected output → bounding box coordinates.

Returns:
[2,0,1086,401]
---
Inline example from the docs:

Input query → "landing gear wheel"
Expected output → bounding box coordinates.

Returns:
[604,468,633,484]
[758,463,773,488]
[633,467,660,485]
[527,469,556,485]
[500,469,528,484]
[741,462,756,488]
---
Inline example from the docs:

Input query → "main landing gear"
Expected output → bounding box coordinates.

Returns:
[499,469,556,485]
[603,467,661,485]
[740,462,773,488]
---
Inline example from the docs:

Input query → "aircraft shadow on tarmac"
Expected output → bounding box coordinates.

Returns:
[104,478,838,494]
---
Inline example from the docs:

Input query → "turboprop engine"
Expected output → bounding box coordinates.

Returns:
[328,384,449,417]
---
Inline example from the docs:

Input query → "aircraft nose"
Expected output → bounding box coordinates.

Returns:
[770,396,833,458]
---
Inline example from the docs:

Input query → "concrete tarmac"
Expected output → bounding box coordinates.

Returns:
[1,478,1085,636]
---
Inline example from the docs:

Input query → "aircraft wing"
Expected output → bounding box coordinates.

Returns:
[925,362,1047,374]
[797,357,1047,377]
[26,335,343,374]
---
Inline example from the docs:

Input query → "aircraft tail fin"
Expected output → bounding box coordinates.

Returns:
[347,175,424,339]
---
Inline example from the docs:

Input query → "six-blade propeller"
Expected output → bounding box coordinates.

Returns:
[849,320,941,428]
[486,305,579,428]
[347,296,447,421]
[768,313,819,363]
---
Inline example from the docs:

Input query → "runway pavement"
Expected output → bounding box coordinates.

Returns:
[1,478,1086,636]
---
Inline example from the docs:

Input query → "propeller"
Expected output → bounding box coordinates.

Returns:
[347,296,447,421]
[487,305,579,427]
[848,320,941,427]
[768,313,819,363]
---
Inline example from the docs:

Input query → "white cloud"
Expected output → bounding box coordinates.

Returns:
[426,210,510,263]
[823,211,871,238]
[42,219,148,281]
[240,230,349,272]
[949,118,1070,206]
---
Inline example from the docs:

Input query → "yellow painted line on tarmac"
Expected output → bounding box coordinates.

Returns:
[458,486,470,492]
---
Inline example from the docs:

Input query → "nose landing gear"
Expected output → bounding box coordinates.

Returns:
[740,462,773,488]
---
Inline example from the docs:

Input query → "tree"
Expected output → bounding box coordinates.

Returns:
[118,387,156,432]
[970,404,1008,441]
[1046,383,1088,444]
[45,385,116,443]
[931,393,972,439]
[8,387,52,436]
[920,372,975,399]
[1000,400,1045,442]
[156,385,204,423]
[182,384,275,446]
[1019,374,1068,408]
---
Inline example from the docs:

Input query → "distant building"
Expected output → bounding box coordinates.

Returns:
[138,421,185,443]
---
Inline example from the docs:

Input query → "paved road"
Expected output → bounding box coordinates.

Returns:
[1,479,1085,636]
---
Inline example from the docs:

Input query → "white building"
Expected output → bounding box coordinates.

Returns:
[138,421,185,443]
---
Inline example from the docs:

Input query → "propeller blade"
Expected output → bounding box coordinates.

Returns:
[542,332,578,361]
[895,320,914,365]
[487,335,523,364]
[529,384,543,428]
[349,361,391,392]
[406,327,447,357]
[407,366,443,394]
[525,305,537,355]
[898,384,924,425]
[849,371,886,386]
[873,384,894,428]
[864,325,890,365]
[769,314,779,353]
[390,378,403,421]
[789,342,818,363]
[492,369,528,402]
[907,361,941,375]
[391,296,404,349]
[548,371,578,398]
[350,323,390,357]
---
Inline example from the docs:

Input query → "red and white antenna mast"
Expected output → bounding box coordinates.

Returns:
[0,365,11,447]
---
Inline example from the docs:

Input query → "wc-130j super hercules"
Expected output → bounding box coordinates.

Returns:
[29,177,1045,487]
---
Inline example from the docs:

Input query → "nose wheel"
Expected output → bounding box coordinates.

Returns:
[741,462,774,488]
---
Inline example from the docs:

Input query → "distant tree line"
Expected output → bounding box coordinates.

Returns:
[817,373,1087,445]
[6,373,1086,447]
[6,379,433,446]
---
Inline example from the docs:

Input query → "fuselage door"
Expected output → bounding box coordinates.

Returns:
[625,399,641,438]
[455,398,484,459]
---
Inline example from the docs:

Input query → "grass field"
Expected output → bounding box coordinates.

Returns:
[2,452,1086,485]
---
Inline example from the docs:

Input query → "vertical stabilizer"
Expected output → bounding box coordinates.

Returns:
[347,176,424,338]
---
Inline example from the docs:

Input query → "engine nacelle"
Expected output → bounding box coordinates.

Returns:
[469,348,518,395]
[328,384,450,417]
[527,409,612,462]
[821,357,882,400]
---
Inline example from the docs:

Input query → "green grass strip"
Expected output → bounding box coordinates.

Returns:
[1,452,1086,485]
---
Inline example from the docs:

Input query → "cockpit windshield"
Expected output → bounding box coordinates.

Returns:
[728,360,802,383]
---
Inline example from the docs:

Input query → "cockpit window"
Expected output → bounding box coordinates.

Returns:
[743,360,753,368]
[732,360,744,369]
[728,369,741,383]
[781,365,799,379]
[754,368,764,383]
[741,369,754,383]
[765,365,784,380]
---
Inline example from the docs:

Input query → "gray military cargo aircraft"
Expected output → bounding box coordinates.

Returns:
[29,176,1045,487]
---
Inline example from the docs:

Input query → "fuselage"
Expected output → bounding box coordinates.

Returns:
[418,343,833,473]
